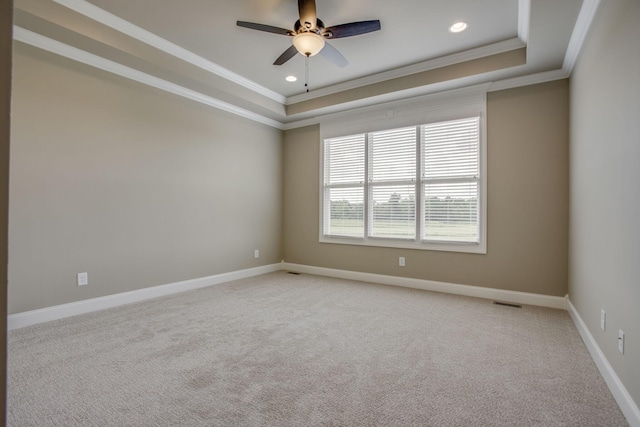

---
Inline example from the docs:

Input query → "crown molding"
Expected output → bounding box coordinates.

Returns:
[35,0,600,119]
[487,68,569,93]
[51,0,287,104]
[14,27,284,130]
[285,37,526,106]
[518,0,531,44]
[282,68,571,131]
[52,0,530,107]
[282,79,488,130]
[562,0,601,73]
[17,0,601,132]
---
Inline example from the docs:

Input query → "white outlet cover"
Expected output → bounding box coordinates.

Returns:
[77,272,88,286]
[600,309,606,331]
[618,330,625,354]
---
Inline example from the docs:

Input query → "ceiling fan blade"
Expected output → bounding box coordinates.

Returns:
[320,42,348,68]
[274,45,299,66]
[237,21,293,36]
[298,0,318,30]
[323,20,381,39]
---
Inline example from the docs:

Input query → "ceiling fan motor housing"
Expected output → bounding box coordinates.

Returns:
[294,19,325,35]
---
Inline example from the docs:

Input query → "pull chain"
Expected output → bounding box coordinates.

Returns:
[305,54,310,92]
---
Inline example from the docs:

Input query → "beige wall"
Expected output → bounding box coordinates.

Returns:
[9,43,283,314]
[569,0,640,407]
[284,80,569,296]
[1,0,14,419]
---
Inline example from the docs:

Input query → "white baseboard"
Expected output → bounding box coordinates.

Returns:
[281,263,567,310]
[7,263,281,330]
[9,262,566,330]
[567,298,640,427]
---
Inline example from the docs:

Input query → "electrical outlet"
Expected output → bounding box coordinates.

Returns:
[254,249,259,259]
[600,309,606,331]
[399,257,405,267]
[77,272,88,286]
[618,330,625,354]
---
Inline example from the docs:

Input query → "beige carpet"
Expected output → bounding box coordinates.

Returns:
[8,272,628,426]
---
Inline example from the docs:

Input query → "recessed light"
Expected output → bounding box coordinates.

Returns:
[285,75,298,82]
[449,22,468,33]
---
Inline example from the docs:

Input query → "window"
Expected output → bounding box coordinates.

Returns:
[322,115,485,253]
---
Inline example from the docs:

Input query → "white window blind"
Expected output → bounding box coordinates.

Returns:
[422,117,480,243]
[370,127,416,239]
[321,112,485,253]
[324,134,365,238]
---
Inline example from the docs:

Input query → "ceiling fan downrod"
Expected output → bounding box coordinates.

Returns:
[305,54,310,92]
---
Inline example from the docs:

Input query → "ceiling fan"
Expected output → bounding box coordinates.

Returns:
[237,0,381,68]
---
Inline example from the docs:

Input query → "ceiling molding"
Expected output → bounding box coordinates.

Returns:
[487,69,569,93]
[13,0,601,133]
[52,0,529,107]
[285,38,526,106]
[14,27,284,130]
[281,68,573,131]
[518,0,530,43]
[50,0,287,104]
[562,0,601,73]
[282,84,488,132]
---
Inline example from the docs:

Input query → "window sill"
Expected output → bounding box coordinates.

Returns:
[319,235,486,254]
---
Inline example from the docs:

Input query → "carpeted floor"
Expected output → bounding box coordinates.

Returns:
[8,272,628,426]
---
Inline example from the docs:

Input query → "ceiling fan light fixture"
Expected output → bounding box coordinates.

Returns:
[293,32,325,56]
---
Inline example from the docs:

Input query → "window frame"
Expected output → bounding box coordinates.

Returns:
[319,91,487,254]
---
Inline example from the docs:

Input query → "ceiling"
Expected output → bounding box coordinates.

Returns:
[13,0,592,128]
